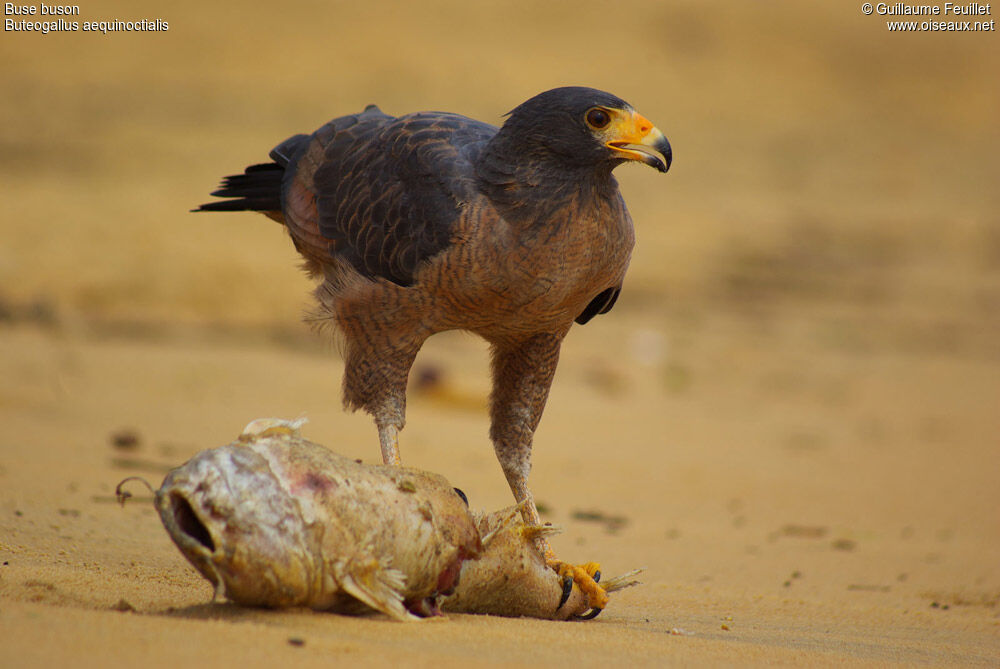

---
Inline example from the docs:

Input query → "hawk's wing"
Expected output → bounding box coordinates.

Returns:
[276,106,496,286]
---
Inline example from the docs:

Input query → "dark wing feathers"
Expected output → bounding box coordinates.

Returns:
[196,106,495,286]
[308,111,495,286]
[269,133,310,166]
[196,163,284,213]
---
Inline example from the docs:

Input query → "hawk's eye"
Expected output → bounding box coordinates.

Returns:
[586,108,611,129]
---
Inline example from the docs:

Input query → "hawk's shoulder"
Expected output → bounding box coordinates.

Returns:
[281,107,496,286]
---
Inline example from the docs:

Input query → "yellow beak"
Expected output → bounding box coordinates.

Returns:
[605,111,672,173]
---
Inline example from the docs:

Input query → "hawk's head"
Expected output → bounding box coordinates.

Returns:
[500,86,672,174]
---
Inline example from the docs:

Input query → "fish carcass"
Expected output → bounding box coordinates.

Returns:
[155,418,479,620]
[150,419,639,620]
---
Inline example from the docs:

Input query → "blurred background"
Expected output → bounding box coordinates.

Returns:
[1,0,998,607]
[2,0,996,331]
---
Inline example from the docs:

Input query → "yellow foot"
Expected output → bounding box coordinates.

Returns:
[548,558,609,617]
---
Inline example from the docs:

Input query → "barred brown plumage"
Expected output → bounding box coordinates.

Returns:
[195,86,671,614]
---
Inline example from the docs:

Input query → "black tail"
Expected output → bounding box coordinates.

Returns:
[193,162,284,213]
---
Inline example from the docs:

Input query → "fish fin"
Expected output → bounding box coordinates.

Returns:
[601,567,645,594]
[335,556,417,622]
[476,504,563,548]
[521,524,563,543]
[507,499,565,542]
[238,416,309,442]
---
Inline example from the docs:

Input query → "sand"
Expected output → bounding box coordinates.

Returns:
[2,1,999,666]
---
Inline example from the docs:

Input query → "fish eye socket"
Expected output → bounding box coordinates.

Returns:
[586,108,611,129]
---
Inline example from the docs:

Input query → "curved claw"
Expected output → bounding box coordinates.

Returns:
[575,607,603,620]
[557,574,574,610]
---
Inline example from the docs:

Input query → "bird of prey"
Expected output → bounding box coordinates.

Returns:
[196,86,671,616]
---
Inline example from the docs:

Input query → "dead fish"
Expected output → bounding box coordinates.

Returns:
[154,418,480,620]
[144,418,640,621]
[445,506,641,620]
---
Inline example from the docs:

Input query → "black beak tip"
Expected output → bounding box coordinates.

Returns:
[657,138,672,173]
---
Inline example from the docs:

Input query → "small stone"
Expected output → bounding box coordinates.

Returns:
[111,429,141,451]
[112,598,135,612]
[831,538,857,551]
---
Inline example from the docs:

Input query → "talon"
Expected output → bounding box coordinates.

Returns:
[557,574,573,610]
[548,560,610,612]
[576,607,603,620]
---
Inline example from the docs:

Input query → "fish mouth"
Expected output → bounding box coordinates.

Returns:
[168,491,216,552]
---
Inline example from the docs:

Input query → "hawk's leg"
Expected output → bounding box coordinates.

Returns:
[340,332,423,467]
[489,333,609,615]
[377,423,401,466]
[317,279,431,468]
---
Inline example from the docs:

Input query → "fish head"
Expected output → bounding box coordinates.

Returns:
[155,445,316,606]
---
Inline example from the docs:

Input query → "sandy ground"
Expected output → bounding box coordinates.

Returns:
[2,1,999,666]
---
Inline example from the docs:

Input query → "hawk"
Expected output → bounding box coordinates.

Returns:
[196,87,671,616]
